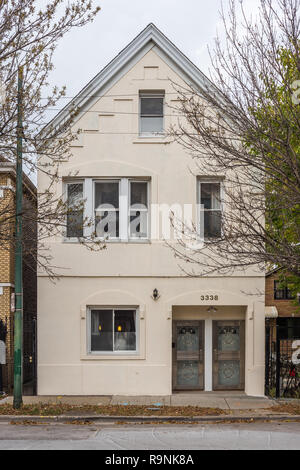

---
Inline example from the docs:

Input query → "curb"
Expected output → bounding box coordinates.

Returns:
[0,414,300,423]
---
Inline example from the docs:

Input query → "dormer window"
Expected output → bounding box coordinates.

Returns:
[139,91,164,136]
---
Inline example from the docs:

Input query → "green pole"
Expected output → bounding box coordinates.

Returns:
[13,66,23,409]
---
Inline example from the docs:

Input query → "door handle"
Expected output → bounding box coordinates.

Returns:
[199,349,203,362]
[172,342,176,349]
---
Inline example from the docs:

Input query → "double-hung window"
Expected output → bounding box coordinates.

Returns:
[66,182,84,238]
[94,178,149,240]
[89,308,137,353]
[129,181,148,238]
[94,181,120,239]
[139,91,164,136]
[198,181,222,238]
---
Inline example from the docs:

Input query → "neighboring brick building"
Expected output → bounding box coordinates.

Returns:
[266,268,300,318]
[0,161,37,393]
[265,269,300,398]
[266,267,300,343]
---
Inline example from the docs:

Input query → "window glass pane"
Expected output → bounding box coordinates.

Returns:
[204,211,221,238]
[274,281,284,299]
[95,182,119,209]
[95,211,119,238]
[141,97,163,116]
[200,183,221,210]
[140,117,163,134]
[91,310,113,351]
[67,183,83,237]
[130,182,148,207]
[114,310,136,351]
[130,211,147,238]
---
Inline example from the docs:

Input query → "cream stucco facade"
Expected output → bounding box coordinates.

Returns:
[38,24,265,396]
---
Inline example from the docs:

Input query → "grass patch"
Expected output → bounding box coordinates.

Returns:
[0,403,227,417]
[270,403,300,415]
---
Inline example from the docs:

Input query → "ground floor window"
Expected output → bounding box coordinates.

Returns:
[89,308,137,353]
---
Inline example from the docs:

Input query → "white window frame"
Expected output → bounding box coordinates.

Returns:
[94,179,120,241]
[128,180,149,240]
[65,180,85,240]
[64,178,150,242]
[87,306,139,356]
[139,91,165,137]
[197,179,223,240]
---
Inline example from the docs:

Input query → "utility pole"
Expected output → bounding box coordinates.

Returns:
[13,66,23,409]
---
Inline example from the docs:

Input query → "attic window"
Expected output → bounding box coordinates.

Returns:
[139,91,164,136]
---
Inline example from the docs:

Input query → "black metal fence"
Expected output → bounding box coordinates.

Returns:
[0,318,37,395]
[265,319,300,398]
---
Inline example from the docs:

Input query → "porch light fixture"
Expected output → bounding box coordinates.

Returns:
[151,288,160,301]
[207,306,217,314]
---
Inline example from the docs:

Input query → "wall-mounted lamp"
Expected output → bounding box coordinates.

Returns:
[151,288,160,301]
[207,306,217,314]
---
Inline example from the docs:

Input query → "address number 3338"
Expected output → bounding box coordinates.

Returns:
[200,295,219,301]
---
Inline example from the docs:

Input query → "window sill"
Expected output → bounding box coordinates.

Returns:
[63,238,151,244]
[133,135,170,144]
[81,353,145,361]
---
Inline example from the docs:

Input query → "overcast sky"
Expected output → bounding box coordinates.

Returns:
[47,0,262,103]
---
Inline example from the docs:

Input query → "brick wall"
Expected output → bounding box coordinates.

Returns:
[0,170,37,391]
[266,272,300,317]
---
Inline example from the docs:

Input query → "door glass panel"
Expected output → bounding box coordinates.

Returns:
[173,322,204,390]
[218,360,240,386]
[218,325,240,351]
[213,321,245,390]
[177,326,199,351]
[177,361,199,386]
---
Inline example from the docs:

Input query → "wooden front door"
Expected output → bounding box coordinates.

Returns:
[172,321,205,391]
[213,320,245,390]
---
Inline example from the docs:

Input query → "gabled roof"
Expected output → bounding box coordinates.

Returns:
[44,23,221,135]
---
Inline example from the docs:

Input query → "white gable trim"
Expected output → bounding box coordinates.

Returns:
[43,23,221,136]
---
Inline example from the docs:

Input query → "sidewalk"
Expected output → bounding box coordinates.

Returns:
[1,392,275,410]
[1,393,299,424]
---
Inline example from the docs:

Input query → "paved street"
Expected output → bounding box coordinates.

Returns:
[0,421,299,450]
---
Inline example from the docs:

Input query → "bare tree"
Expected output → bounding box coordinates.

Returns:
[170,0,300,283]
[0,0,103,278]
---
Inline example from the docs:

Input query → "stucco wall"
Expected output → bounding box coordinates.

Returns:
[38,47,265,396]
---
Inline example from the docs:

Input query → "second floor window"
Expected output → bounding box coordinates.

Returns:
[66,182,84,238]
[65,178,149,241]
[198,181,222,238]
[95,181,120,238]
[274,280,295,300]
[139,91,164,136]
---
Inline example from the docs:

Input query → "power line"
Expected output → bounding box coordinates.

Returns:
[40,91,192,100]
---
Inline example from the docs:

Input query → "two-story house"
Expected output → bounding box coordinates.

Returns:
[38,24,265,397]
